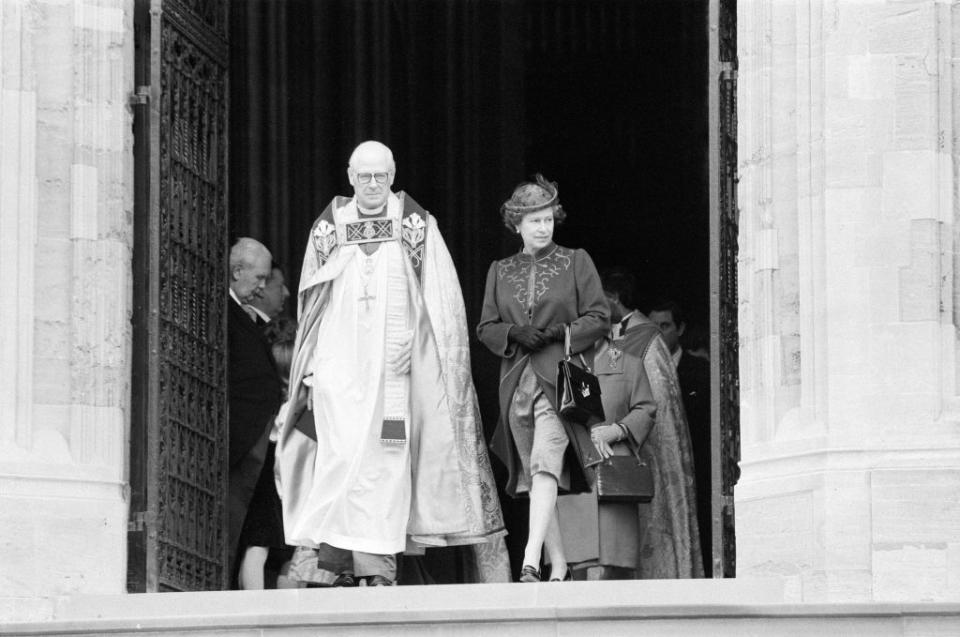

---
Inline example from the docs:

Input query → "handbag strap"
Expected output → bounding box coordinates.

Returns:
[563,324,591,372]
[616,424,645,465]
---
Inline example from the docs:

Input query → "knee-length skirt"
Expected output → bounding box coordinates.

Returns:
[507,362,570,494]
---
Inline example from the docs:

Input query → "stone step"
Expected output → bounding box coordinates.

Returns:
[2,579,959,636]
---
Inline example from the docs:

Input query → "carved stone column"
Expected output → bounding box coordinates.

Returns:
[737,0,960,602]
[0,0,133,617]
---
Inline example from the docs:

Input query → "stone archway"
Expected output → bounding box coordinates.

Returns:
[126,0,741,591]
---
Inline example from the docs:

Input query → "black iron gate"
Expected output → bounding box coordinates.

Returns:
[130,0,230,592]
[710,0,740,578]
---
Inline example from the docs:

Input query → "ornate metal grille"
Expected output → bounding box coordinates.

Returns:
[130,0,229,592]
[707,0,740,579]
[719,0,737,64]
[714,0,740,578]
[718,71,740,577]
[177,0,227,37]
[155,15,228,591]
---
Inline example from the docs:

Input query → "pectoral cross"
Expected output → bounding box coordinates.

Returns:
[358,285,376,312]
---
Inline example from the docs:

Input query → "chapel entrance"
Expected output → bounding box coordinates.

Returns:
[129,0,738,592]
[228,0,740,581]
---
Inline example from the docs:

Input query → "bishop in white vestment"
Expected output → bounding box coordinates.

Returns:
[275,141,508,585]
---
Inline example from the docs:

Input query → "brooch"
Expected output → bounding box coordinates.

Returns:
[608,346,623,369]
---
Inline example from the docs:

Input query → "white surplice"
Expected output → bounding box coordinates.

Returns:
[290,217,413,555]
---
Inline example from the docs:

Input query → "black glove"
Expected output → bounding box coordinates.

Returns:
[542,324,566,343]
[508,325,548,351]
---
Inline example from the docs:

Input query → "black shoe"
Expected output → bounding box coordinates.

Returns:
[366,574,394,586]
[332,572,356,587]
[549,569,572,582]
[518,564,541,583]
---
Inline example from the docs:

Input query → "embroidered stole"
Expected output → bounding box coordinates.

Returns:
[381,249,410,444]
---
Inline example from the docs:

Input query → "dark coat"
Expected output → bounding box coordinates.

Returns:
[226,296,282,572]
[556,341,655,570]
[477,243,610,496]
[558,329,703,578]
[676,349,712,575]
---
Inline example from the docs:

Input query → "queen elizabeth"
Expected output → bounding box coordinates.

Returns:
[477,174,610,582]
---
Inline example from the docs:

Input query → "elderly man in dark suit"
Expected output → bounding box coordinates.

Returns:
[227,237,282,587]
[246,262,290,323]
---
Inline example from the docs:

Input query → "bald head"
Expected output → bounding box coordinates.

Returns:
[229,238,272,304]
[348,141,395,172]
[347,140,396,211]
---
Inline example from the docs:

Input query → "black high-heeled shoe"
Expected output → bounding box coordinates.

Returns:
[519,564,541,583]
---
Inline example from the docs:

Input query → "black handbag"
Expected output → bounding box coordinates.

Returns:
[557,325,605,427]
[595,442,654,503]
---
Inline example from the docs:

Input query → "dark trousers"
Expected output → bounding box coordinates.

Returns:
[315,543,397,580]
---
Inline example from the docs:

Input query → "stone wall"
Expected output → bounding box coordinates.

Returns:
[737,0,960,602]
[0,0,132,620]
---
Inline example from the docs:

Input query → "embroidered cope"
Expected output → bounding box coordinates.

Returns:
[277,192,508,577]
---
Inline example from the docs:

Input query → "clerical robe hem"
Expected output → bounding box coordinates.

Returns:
[321,530,407,556]
[411,528,508,548]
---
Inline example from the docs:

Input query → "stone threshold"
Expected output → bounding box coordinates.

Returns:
[3,579,960,636]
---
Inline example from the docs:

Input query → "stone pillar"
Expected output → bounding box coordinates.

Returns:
[0,0,132,619]
[737,0,960,602]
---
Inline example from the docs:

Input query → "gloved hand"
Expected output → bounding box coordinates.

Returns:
[590,424,623,459]
[387,329,414,375]
[542,323,566,343]
[271,402,290,442]
[302,373,314,410]
[508,325,548,351]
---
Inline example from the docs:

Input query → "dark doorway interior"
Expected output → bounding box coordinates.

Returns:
[229,0,710,580]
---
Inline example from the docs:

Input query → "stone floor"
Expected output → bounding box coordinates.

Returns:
[2,578,960,636]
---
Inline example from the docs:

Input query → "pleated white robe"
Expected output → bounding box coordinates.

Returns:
[291,240,412,554]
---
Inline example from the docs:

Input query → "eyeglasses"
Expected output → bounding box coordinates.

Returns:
[356,172,390,184]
